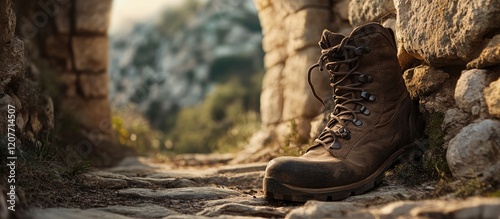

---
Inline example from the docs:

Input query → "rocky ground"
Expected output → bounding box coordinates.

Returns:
[22,155,500,219]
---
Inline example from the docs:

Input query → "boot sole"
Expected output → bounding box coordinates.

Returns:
[263,144,416,202]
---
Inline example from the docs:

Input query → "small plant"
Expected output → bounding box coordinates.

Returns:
[279,120,306,156]
[61,162,92,179]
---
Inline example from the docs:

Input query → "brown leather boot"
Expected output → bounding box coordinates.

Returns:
[263,23,420,202]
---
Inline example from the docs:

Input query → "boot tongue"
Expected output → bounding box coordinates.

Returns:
[319,29,345,51]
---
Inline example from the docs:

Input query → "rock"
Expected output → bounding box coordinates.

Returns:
[334,0,350,21]
[282,46,329,121]
[419,77,456,114]
[395,0,500,66]
[0,0,15,43]
[484,78,500,118]
[58,73,78,96]
[286,201,369,219]
[29,113,42,135]
[72,36,108,72]
[117,187,240,200]
[0,37,25,90]
[285,8,331,53]
[343,185,426,205]
[260,64,284,125]
[273,0,330,14]
[204,197,270,208]
[193,171,264,190]
[441,108,470,144]
[79,73,109,98]
[348,0,395,26]
[75,0,112,33]
[286,197,500,219]
[263,47,287,68]
[447,119,500,183]
[467,35,500,69]
[197,203,287,218]
[403,65,450,99]
[454,69,489,115]
[54,3,71,34]
[97,204,178,218]
[26,208,133,219]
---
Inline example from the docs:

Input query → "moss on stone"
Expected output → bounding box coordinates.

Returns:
[423,112,452,179]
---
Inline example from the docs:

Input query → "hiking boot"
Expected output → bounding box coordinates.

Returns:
[263,23,421,202]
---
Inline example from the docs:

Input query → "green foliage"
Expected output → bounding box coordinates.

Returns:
[423,112,452,179]
[279,120,307,156]
[166,75,262,154]
[157,0,201,38]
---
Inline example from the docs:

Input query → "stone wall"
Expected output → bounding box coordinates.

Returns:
[251,0,500,185]
[0,0,114,162]
[0,0,54,144]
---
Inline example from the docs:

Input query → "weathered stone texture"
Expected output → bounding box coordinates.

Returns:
[285,8,331,53]
[75,0,112,33]
[447,119,500,183]
[467,35,500,69]
[79,73,109,98]
[403,65,449,99]
[484,78,500,118]
[72,36,109,72]
[395,0,500,66]
[0,37,25,90]
[454,69,489,116]
[348,0,394,26]
[260,64,283,125]
[0,0,15,43]
[60,97,111,131]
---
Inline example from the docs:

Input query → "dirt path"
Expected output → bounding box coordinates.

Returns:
[23,156,500,219]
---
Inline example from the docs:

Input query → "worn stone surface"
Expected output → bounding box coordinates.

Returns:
[72,36,109,72]
[45,34,70,60]
[286,198,500,219]
[118,187,240,200]
[164,215,266,219]
[79,73,109,98]
[454,69,489,116]
[0,0,15,43]
[0,37,25,90]
[97,204,178,218]
[197,203,288,218]
[395,0,500,66]
[447,119,500,183]
[348,0,395,26]
[217,162,268,174]
[467,35,500,69]
[343,185,426,205]
[403,65,450,99]
[273,0,331,14]
[26,208,134,219]
[286,8,331,53]
[75,0,112,33]
[441,108,470,144]
[484,78,500,118]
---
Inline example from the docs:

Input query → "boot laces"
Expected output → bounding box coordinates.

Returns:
[307,37,373,150]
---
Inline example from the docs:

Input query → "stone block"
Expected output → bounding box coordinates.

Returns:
[484,78,500,118]
[454,69,489,115]
[45,34,70,59]
[274,0,330,14]
[79,73,108,98]
[334,0,349,21]
[281,47,329,121]
[72,36,108,72]
[286,8,331,53]
[395,0,500,66]
[0,37,25,91]
[75,0,112,33]
[467,34,500,69]
[261,65,284,125]
[264,47,287,68]
[403,65,449,99]
[447,119,500,184]
[58,73,78,96]
[60,96,111,132]
[55,3,71,34]
[348,0,394,26]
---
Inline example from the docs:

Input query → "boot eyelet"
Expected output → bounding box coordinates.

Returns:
[361,91,377,102]
[353,119,363,126]
[360,106,371,116]
[359,74,373,83]
[329,141,341,149]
